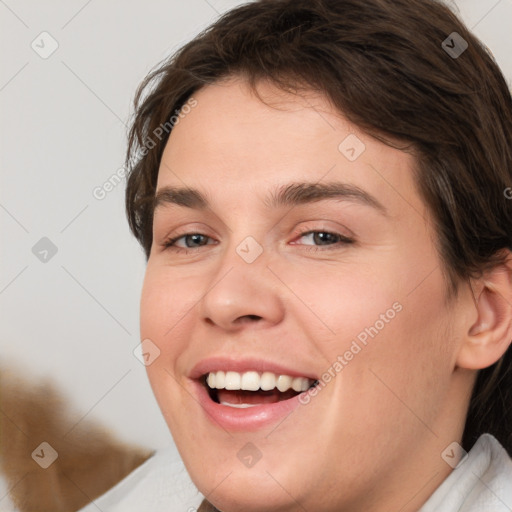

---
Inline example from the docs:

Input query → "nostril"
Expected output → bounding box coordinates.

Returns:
[238,314,261,323]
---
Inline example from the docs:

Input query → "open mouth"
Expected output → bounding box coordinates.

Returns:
[203,370,319,408]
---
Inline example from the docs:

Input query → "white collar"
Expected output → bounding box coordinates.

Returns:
[419,434,512,511]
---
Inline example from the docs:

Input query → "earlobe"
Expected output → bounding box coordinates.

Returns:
[457,255,512,370]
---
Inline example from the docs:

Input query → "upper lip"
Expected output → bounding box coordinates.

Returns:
[189,356,318,381]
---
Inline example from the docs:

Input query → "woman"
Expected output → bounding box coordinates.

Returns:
[80,0,512,510]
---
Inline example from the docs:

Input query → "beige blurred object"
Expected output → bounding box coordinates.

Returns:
[198,500,219,512]
[0,363,153,512]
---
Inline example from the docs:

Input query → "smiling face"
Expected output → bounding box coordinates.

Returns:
[140,78,476,512]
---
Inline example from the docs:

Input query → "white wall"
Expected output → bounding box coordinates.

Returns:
[1,0,511,451]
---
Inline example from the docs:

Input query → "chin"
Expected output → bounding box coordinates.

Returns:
[195,469,304,512]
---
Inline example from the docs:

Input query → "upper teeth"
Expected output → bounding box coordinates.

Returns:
[206,371,313,392]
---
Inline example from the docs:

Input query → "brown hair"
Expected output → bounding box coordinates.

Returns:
[125,1,512,507]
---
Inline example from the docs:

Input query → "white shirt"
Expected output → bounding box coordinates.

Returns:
[419,434,512,511]
[76,448,204,512]
[3,434,509,512]
[0,473,18,512]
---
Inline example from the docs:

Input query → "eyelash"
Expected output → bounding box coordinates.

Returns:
[162,229,354,254]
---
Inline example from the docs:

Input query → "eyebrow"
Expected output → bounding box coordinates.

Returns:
[154,181,388,215]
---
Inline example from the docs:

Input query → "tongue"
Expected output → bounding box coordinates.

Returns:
[217,389,298,405]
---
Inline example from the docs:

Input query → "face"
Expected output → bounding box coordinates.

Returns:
[141,78,470,512]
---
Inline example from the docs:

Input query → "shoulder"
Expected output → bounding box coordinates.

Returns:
[420,434,512,512]
[77,448,204,512]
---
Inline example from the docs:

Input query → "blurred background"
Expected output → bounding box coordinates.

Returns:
[1,0,511,453]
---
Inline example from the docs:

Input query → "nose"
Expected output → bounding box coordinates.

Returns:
[199,244,285,332]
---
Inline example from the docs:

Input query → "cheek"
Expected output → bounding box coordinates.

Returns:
[139,267,197,435]
[331,266,454,446]
[277,254,404,351]
[140,265,197,347]
[286,244,455,428]
[139,265,203,397]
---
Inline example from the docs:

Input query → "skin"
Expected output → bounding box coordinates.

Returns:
[140,78,512,512]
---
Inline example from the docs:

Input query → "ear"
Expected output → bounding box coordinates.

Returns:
[456,251,512,370]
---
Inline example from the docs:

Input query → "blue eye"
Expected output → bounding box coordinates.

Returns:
[291,229,354,251]
[162,229,354,254]
[164,233,212,249]
[297,231,347,246]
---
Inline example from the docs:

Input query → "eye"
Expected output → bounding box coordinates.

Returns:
[292,230,354,250]
[163,233,215,251]
[161,229,354,254]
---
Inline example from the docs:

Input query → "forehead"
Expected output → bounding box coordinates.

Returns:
[156,78,428,222]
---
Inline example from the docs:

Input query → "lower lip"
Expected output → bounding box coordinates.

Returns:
[191,379,305,431]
